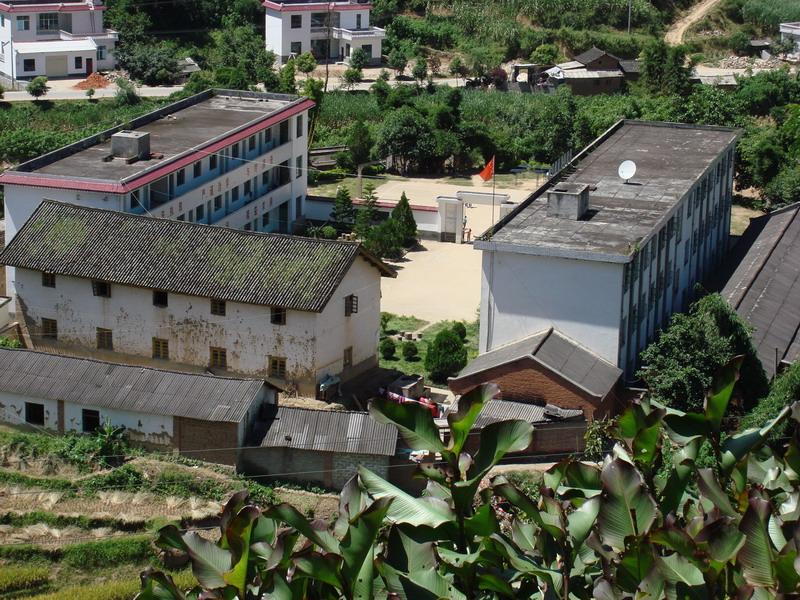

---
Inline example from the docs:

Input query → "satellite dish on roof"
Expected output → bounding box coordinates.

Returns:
[618,160,637,184]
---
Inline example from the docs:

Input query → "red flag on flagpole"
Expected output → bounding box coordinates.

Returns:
[479,156,495,182]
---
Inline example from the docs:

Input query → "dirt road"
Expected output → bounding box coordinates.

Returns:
[664,0,724,45]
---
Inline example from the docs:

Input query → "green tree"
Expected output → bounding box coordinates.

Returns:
[411,57,428,85]
[354,182,378,239]
[391,191,417,246]
[530,43,559,64]
[26,77,49,100]
[115,41,180,85]
[294,51,317,78]
[209,19,278,88]
[448,55,469,84]
[640,38,669,94]
[638,292,769,412]
[764,165,800,208]
[349,47,370,71]
[379,337,396,359]
[375,106,434,174]
[183,71,217,95]
[736,124,785,190]
[277,61,297,94]
[213,67,251,90]
[424,328,467,382]
[451,321,467,341]
[401,340,419,360]
[341,67,363,89]
[371,76,392,109]
[364,218,403,259]
[331,186,355,225]
[388,48,408,78]
[663,45,692,96]
[348,119,373,167]
[727,30,752,55]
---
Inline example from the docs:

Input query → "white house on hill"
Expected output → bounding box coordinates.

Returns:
[264,0,384,66]
[0,0,117,82]
[0,201,395,397]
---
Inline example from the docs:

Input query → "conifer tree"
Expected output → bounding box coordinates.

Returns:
[391,191,417,247]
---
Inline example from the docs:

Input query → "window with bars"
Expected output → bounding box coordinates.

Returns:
[211,299,226,316]
[271,306,286,325]
[42,318,57,339]
[297,115,303,138]
[210,346,227,369]
[152,338,169,359]
[176,169,186,186]
[92,280,111,298]
[210,154,218,170]
[96,328,113,350]
[269,356,287,379]
[345,294,359,316]
[248,135,256,151]
[41,272,56,288]
[193,162,201,178]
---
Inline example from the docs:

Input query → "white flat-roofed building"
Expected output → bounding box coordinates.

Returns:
[780,22,800,52]
[0,88,314,295]
[264,0,384,66]
[0,0,117,82]
[476,120,739,379]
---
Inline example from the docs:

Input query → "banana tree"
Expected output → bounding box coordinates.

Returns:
[139,371,800,599]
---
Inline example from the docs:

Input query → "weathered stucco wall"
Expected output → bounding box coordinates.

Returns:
[16,264,382,394]
[62,402,174,445]
[0,391,58,430]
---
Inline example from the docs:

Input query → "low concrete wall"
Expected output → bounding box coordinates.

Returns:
[306,195,440,237]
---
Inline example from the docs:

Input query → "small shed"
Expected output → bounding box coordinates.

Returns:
[240,406,399,490]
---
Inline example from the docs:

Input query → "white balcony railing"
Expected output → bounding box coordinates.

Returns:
[331,26,385,40]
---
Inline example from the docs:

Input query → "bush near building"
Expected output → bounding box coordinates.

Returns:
[401,341,419,360]
[379,337,396,359]
[424,328,468,383]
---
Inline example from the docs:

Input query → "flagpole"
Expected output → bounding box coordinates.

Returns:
[491,156,496,225]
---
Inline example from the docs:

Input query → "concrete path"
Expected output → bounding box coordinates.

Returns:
[665,0,725,45]
[2,79,183,102]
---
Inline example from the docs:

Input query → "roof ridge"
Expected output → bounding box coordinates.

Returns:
[546,328,621,369]
[35,200,362,248]
[277,405,371,416]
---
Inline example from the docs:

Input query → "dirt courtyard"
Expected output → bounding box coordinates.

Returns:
[381,240,483,323]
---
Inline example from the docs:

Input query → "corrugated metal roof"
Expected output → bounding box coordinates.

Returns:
[0,348,264,422]
[721,203,800,375]
[261,406,398,456]
[0,201,394,313]
[450,329,621,399]
[447,398,583,429]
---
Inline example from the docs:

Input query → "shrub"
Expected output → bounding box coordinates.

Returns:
[0,83,5,100]
[342,67,363,89]
[401,341,419,360]
[764,165,800,208]
[85,88,96,101]
[349,48,370,71]
[152,468,228,500]
[0,566,49,592]
[379,337,396,359]
[530,43,559,65]
[115,78,141,107]
[321,225,338,239]
[26,77,49,100]
[424,329,467,383]
[741,361,800,442]
[451,321,467,341]
[61,535,153,569]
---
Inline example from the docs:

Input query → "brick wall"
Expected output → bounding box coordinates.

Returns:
[174,417,240,465]
[450,357,613,421]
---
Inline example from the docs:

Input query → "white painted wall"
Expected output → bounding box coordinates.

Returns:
[62,402,173,445]
[0,390,58,430]
[314,256,381,378]
[480,251,625,364]
[338,9,370,29]
[15,262,382,394]
[0,14,10,78]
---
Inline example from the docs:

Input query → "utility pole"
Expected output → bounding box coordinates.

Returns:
[627,0,632,35]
